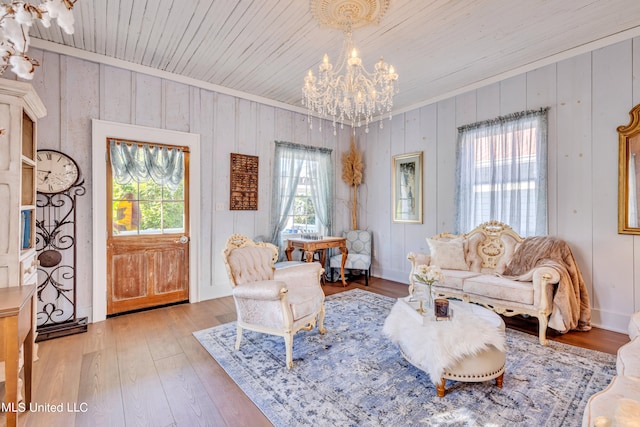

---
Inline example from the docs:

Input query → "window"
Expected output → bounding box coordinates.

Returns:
[271,142,333,258]
[455,108,548,236]
[112,180,185,235]
[109,139,186,236]
[289,172,317,233]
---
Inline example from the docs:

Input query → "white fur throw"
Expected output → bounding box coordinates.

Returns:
[383,299,505,384]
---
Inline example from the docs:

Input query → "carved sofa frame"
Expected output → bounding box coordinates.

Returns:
[408,221,560,345]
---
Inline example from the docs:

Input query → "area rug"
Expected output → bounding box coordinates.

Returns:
[193,289,616,426]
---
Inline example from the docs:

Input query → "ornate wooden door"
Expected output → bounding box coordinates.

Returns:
[106,140,190,315]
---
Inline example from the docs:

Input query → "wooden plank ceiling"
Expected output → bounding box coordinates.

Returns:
[31,0,640,113]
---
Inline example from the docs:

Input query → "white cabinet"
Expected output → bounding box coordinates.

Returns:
[0,79,46,289]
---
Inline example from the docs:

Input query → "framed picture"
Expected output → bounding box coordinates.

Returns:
[230,153,259,210]
[392,151,423,223]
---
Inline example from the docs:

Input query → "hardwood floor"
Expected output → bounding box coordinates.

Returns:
[2,276,630,427]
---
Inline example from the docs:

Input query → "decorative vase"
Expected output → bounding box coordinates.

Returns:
[414,282,434,313]
[424,284,434,309]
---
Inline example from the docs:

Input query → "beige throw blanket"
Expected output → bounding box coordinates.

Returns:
[503,236,591,333]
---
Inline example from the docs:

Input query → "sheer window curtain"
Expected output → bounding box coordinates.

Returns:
[109,140,185,191]
[270,141,333,260]
[455,108,549,236]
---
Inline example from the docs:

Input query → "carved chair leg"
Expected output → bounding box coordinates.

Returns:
[284,333,294,369]
[318,304,326,334]
[436,378,446,397]
[235,324,243,350]
[538,313,549,345]
[495,372,504,388]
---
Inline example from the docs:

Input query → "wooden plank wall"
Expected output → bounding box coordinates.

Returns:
[361,37,640,332]
[23,48,353,320]
[12,35,640,333]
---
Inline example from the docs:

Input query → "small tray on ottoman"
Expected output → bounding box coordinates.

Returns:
[397,297,453,324]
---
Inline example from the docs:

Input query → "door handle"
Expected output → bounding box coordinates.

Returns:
[176,235,189,244]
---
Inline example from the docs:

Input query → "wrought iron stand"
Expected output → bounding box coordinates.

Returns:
[35,181,88,341]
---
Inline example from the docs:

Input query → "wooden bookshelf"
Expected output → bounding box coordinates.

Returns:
[0,80,46,288]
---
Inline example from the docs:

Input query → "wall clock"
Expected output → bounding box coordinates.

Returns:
[36,149,80,194]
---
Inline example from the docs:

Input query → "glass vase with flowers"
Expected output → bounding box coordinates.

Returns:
[411,264,444,313]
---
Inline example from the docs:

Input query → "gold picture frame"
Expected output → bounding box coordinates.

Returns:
[392,151,423,223]
[618,104,640,234]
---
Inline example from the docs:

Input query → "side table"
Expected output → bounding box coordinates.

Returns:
[0,285,36,427]
[285,237,348,286]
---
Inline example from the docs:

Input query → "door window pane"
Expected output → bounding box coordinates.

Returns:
[112,180,185,235]
[113,184,139,234]
[163,201,185,230]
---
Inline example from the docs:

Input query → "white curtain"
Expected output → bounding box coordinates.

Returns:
[309,152,333,233]
[109,140,184,191]
[455,108,548,236]
[629,153,638,227]
[270,141,333,259]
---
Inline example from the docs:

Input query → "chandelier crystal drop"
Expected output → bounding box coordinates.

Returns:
[302,23,398,135]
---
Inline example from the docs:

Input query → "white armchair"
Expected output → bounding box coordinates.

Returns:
[222,234,326,369]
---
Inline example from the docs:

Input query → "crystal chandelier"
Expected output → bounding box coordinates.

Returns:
[302,0,398,135]
[0,0,78,79]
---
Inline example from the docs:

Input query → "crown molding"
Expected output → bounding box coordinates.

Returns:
[391,25,640,117]
[30,38,310,116]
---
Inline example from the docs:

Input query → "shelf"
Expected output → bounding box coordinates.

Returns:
[19,246,36,259]
[21,111,35,160]
[21,156,36,167]
[21,164,34,206]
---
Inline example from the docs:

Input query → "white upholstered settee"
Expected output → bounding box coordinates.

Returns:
[408,221,592,345]
[582,311,640,427]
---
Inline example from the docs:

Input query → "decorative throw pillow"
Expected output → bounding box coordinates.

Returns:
[426,238,470,271]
